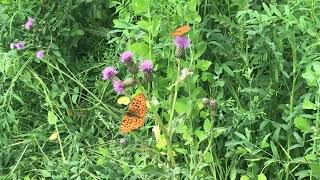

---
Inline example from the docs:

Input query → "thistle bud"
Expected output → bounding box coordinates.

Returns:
[202,98,210,106]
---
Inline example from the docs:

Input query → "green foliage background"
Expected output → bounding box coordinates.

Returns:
[1,0,320,179]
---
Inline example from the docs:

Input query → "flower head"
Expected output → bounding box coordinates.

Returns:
[174,36,191,49]
[139,60,153,74]
[112,80,125,94]
[102,66,118,80]
[36,50,45,59]
[120,51,133,64]
[24,17,34,30]
[179,68,193,81]
[15,41,25,50]
[10,43,15,49]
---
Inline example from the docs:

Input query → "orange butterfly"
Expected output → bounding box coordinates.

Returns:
[171,25,190,36]
[120,93,147,134]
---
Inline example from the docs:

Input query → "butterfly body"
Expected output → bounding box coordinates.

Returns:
[171,25,190,36]
[120,93,147,134]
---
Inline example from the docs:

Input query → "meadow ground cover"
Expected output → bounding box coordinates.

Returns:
[1,0,320,179]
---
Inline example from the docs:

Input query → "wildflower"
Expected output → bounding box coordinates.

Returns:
[123,77,137,87]
[112,80,125,94]
[24,17,34,30]
[139,60,153,74]
[120,51,133,64]
[36,50,45,59]
[10,43,15,49]
[102,66,118,80]
[15,41,25,50]
[119,138,127,145]
[179,68,193,81]
[174,36,191,49]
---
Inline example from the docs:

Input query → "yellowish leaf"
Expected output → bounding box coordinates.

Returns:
[49,132,58,140]
[117,96,130,105]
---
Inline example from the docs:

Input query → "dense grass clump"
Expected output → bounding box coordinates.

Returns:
[1,0,320,179]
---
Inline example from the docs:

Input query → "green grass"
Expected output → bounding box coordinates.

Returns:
[1,0,320,179]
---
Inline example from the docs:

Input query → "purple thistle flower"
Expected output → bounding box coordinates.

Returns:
[36,50,45,59]
[174,36,191,49]
[120,51,133,64]
[112,80,125,94]
[102,66,118,80]
[15,41,25,50]
[139,60,153,74]
[24,17,34,30]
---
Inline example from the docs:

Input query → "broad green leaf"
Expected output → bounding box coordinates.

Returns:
[174,148,188,154]
[137,20,151,31]
[258,173,267,180]
[40,170,51,177]
[196,60,212,71]
[156,134,167,149]
[194,42,208,59]
[131,0,149,15]
[294,117,311,132]
[201,72,213,81]
[230,166,237,180]
[203,119,212,132]
[212,127,226,138]
[203,151,213,163]
[312,61,320,75]
[260,133,271,149]
[151,15,161,36]
[302,68,317,87]
[98,147,109,157]
[195,130,207,142]
[175,99,188,115]
[129,42,150,58]
[302,99,317,110]
[310,163,320,177]
[240,175,249,180]
[47,111,57,125]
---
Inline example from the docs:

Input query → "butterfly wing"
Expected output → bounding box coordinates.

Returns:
[171,25,190,36]
[127,93,147,118]
[119,93,147,134]
[120,113,144,134]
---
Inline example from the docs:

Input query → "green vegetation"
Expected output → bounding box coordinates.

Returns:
[1,0,320,179]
